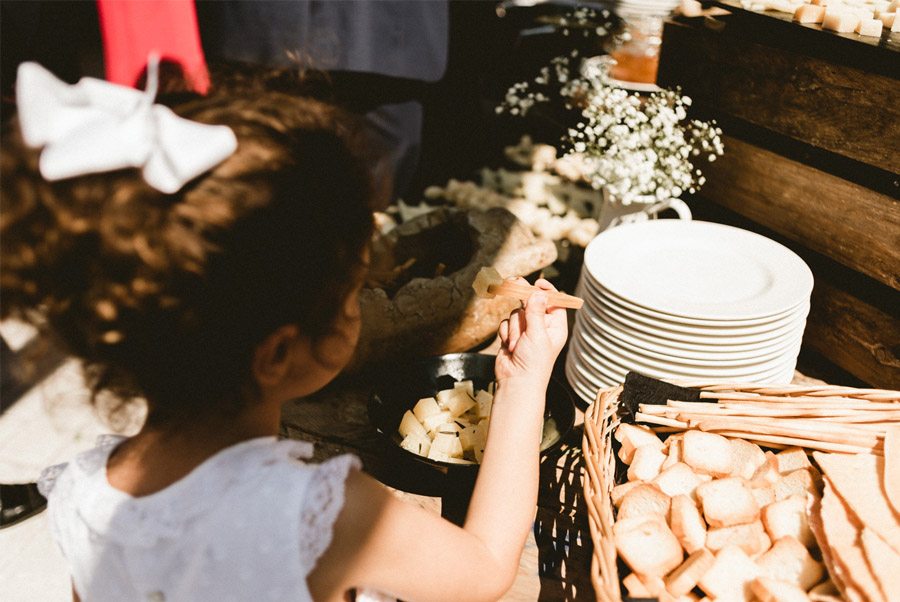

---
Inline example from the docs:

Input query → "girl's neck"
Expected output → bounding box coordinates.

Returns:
[106,397,283,497]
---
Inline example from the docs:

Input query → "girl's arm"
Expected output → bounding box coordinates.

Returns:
[308,280,567,602]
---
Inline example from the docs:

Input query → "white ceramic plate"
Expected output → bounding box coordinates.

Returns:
[569,344,795,395]
[570,333,799,381]
[577,306,808,354]
[580,296,809,344]
[577,326,803,376]
[580,270,808,327]
[584,291,809,338]
[566,352,620,395]
[583,221,814,320]
[579,322,805,365]
[580,278,810,335]
[576,327,802,377]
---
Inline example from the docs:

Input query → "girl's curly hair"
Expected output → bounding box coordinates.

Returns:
[1,69,374,423]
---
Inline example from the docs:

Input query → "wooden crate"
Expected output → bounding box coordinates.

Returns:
[658,13,900,388]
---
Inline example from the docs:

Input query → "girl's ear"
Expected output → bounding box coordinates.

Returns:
[253,324,300,387]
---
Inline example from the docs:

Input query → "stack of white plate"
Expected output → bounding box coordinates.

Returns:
[565,221,814,406]
[609,0,681,19]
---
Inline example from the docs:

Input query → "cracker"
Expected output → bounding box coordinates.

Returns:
[859,527,900,601]
[884,427,900,516]
[819,480,887,602]
[813,452,900,555]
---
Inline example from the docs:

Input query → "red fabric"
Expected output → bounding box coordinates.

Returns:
[97,0,209,94]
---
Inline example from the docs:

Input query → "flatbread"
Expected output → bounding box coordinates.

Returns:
[884,427,900,516]
[819,481,886,602]
[808,579,843,602]
[860,527,900,600]
[808,492,862,602]
[813,452,900,554]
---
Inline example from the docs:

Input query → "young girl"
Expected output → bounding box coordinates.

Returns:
[1,63,568,602]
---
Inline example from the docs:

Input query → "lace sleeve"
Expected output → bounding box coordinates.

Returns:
[298,453,361,572]
[37,462,69,497]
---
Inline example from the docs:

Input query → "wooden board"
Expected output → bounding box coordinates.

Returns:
[658,20,900,173]
[698,135,900,290]
[712,0,900,56]
[806,280,900,390]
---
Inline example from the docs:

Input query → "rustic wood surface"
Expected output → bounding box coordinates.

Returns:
[711,0,900,56]
[657,20,900,173]
[698,136,900,290]
[806,280,900,390]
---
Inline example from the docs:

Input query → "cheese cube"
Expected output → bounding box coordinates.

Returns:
[433,422,461,436]
[794,3,827,21]
[823,11,861,32]
[879,11,896,26]
[398,410,428,439]
[764,0,796,12]
[893,11,900,28]
[431,432,463,459]
[400,432,431,457]
[413,397,441,422]
[857,18,884,36]
[453,379,474,397]
[475,390,493,418]
[421,410,453,433]
[459,425,479,451]
[442,389,476,418]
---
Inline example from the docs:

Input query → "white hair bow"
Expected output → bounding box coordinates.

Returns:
[16,58,237,194]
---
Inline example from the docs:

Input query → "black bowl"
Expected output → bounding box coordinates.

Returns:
[368,352,576,475]
[368,353,576,524]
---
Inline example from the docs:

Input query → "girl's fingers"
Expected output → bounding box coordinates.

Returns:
[498,318,509,345]
[508,308,524,352]
[533,278,557,292]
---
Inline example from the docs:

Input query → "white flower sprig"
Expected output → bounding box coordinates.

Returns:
[498,53,724,205]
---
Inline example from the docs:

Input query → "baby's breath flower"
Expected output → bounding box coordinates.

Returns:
[496,21,723,205]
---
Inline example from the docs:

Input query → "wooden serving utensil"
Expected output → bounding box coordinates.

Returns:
[472,267,584,309]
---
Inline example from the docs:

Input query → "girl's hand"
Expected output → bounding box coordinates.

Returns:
[495,278,568,384]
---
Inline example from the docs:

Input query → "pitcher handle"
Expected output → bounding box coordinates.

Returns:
[666,198,692,221]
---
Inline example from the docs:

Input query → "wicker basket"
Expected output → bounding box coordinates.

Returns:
[580,381,900,602]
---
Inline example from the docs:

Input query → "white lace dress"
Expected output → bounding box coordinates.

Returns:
[38,435,359,602]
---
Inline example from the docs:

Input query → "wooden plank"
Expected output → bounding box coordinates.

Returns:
[658,21,900,173]
[712,0,900,58]
[699,136,900,290]
[806,280,900,390]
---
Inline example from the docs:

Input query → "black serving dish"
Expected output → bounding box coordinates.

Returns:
[368,352,576,523]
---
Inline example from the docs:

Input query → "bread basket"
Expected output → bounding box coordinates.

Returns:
[581,377,900,602]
